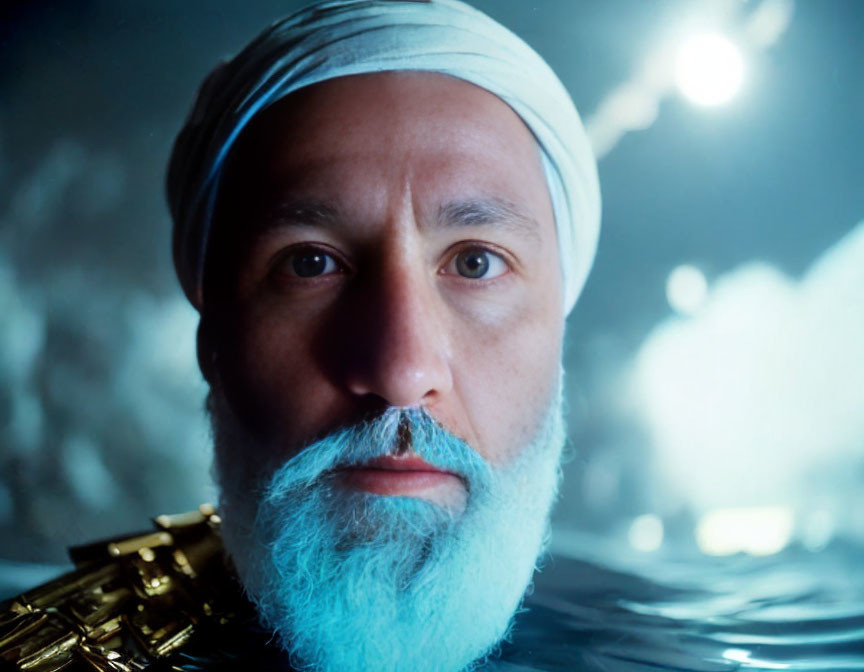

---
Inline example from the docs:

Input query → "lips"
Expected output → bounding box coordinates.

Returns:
[335,454,463,497]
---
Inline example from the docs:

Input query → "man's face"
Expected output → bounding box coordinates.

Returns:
[207,71,564,479]
[205,71,566,671]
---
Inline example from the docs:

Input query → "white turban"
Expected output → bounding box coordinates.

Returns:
[167,0,601,313]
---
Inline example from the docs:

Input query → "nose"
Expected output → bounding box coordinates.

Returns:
[341,263,454,408]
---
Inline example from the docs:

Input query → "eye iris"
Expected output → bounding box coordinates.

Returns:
[456,250,490,279]
[291,252,327,277]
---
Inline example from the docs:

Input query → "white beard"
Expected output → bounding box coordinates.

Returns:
[211,383,566,672]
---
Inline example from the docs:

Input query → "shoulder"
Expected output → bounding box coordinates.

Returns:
[0,505,250,671]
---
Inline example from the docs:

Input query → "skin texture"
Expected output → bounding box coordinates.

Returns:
[202,71,565,502]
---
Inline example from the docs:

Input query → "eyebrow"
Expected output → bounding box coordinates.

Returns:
[257,196,540,240]
[260,199,342,230]
[436,198,540,240]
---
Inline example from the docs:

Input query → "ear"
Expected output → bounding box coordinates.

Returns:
[196,316,218,386]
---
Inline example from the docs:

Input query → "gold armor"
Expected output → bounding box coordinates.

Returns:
[0,505,251,671]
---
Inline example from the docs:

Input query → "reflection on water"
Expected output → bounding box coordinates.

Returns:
[496,541,864,671]
[0,541,860,670]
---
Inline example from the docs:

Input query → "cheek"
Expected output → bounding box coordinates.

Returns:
[449,292,563,465]
[216,302,324,444]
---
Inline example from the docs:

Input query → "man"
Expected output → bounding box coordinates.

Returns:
[0,1,599,670]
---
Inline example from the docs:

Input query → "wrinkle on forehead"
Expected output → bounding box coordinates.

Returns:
[215,72,554,253]
[251,195,540,241]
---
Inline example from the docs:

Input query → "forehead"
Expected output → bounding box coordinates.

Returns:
[219,71,552,224]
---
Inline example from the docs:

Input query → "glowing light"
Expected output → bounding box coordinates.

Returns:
[696,507,794,556]
[628,514,664,552]
[723,648,790,669]
[633,224,864,538]
[675,33,745,106]
[666,264,708,315]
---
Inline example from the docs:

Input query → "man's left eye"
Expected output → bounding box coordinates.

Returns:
[444,248,508,280]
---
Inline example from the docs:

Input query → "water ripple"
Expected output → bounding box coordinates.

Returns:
[494,542,864,671]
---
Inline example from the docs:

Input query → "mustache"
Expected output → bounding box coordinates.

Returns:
[264,407,492,500]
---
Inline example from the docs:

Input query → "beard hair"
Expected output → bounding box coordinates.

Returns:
[211,381,566,672]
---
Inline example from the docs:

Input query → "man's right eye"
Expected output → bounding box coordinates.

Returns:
[277,247,342,278]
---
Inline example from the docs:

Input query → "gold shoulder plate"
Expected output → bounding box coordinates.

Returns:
[0,504,242,671]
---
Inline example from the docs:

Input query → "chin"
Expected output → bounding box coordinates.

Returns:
[210,386,565,672]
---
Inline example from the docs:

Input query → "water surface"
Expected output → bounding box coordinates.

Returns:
[496,541,864,671]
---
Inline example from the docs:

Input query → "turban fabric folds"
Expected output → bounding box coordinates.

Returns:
[167,0,601,313]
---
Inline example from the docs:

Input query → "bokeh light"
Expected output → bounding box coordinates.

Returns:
[666,264,708,315]
[628,514,665,552]
[695,507,794,556]
[675,33,745,106]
